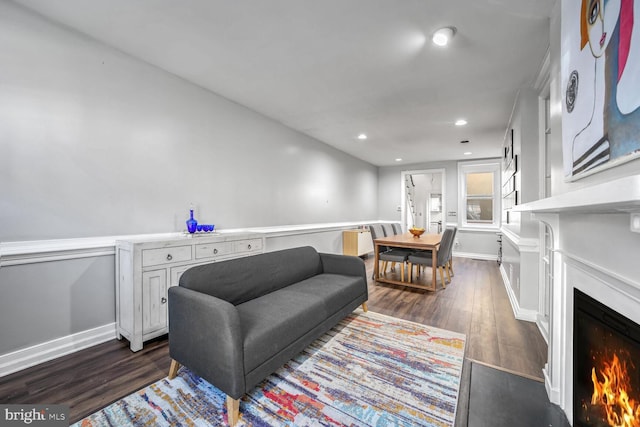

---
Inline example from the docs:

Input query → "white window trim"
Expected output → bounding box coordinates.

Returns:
[457,159,501,229]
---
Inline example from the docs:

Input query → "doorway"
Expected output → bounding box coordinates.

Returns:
[400,169,446,234]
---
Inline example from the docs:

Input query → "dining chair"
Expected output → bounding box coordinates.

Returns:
[369,224,411,282]
[382,223,414,272]
[447,226,458,277]
[391,223,402,235]
[381,223,400,238]
[407,227,455,288]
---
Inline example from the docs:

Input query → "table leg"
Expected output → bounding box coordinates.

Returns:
[374,242,380,280]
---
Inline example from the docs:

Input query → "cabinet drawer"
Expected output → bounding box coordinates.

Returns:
[234,238,263,254]
[195,242,231,259]
[142,245,192,267]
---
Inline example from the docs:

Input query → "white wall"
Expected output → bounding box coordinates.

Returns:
[514,2,640,417]
[378,160,499,259]
[0,1,377,360]
[500,87,542,317]
[502,88,541,237]
[378,161,457,224]
[0,1,378,243]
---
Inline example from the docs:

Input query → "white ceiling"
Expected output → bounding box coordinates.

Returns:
[13,0,553,166]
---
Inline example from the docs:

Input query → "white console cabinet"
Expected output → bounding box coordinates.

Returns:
[115,233,264,351]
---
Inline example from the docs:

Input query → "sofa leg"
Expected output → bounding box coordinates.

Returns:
[227,396,240,426]
[362,302,368,312]
[168,359,180,379]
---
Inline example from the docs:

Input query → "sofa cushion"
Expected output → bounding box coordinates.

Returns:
[286,273,365,314]
[237,288,326,373]
[180,246,324,305]
[236,273,364,373]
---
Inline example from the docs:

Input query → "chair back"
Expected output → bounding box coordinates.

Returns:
[368,224,388,253]
[381,223,395,237]
[436,228,455,266]
[391,223,402,235]
[447,227,458,261]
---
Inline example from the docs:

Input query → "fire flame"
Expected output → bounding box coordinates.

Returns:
[591,353,640,427]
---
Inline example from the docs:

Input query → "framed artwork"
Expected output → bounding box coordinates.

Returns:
[509,129,514,160]
[503,154,518,181]
[503,190,516,211]
[503,129,514,170]
[503,175,516,195]
[561,0,640,180]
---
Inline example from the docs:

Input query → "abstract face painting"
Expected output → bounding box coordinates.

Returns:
[585,0,619,57]
[562,0,640,179]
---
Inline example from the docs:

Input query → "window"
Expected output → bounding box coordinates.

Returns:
[458,161,500,228]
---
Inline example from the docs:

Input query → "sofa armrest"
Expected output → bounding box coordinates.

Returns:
[168,286,245,398]
[320,253,367,281]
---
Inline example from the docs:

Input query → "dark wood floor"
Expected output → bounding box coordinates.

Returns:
[0,256,547,424]
[368,257,548,378]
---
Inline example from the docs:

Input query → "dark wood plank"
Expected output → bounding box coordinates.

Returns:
[368,256,547,379]
[0,336,170,423]
[0,256,547,424]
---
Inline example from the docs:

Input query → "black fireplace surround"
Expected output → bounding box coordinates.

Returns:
[574,289,640,426]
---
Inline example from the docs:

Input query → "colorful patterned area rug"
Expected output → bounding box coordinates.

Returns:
[74,310,466,426]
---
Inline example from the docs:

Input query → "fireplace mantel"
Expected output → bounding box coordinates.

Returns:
[514,174,640,214]
[507,173,640,425]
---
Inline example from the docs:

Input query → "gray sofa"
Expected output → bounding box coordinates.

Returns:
[167,246,368,425]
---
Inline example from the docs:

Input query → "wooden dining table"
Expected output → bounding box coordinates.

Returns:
[373,232,442,291]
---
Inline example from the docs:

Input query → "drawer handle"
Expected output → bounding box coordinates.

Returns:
[161,297,167,304]
[166,254,173,261]
[213,248,218,255]
[248,244,252,250]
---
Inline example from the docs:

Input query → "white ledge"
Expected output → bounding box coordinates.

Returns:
[0,221,388,265]
[514,175,640,214]
[500,227,539,253]
[0,233,179,257]
[219,221,377,237]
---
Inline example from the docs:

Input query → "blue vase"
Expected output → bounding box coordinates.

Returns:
[186,209,198,233]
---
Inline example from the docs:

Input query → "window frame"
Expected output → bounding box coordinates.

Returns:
[457,160,501,229]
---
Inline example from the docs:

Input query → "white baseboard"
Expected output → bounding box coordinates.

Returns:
[0,323,117,377]
[499,264,538,322]
[453,251,497,261]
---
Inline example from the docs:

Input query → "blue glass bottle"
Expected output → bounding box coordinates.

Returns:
[186,209,198,233]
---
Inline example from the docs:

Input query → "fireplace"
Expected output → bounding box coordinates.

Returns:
[573,289,640,426]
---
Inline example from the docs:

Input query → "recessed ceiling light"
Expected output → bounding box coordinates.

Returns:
[357,133,367,140]
[464,152,472,155]
[455,119,467,126]
[395,158,403,162]
[432,27,456,47]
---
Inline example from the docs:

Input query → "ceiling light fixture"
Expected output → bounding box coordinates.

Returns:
[464,151,472,155]
[395,158,403,162]
[432,27,456,47]
[357,133,367,140]
[455,119,467,126]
